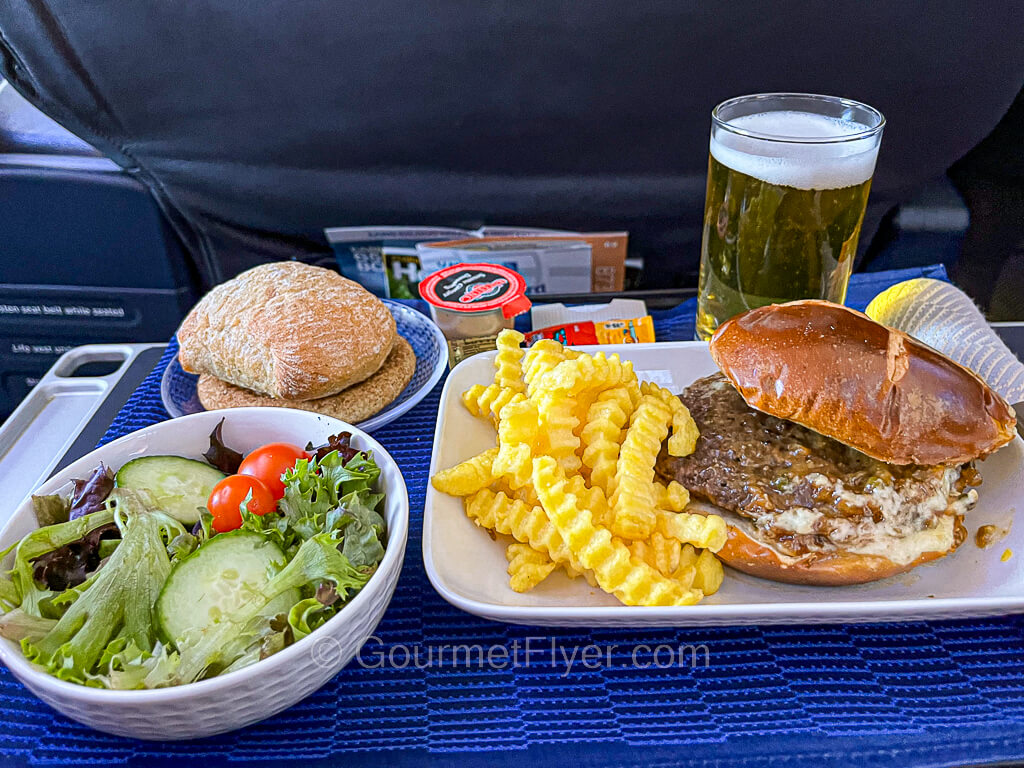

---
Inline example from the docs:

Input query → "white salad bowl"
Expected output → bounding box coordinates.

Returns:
[0,407,409,740]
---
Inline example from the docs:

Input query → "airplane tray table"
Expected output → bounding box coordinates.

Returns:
[3,265,1024,768]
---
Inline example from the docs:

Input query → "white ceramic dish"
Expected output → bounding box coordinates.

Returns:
[0,408,409,740]
[423,341,1024,627]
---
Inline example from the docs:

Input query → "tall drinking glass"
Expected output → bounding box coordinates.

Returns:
[695,93,885,340]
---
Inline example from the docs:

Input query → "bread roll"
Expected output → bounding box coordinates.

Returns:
[710,300,1017,466]
[197,337,416,423]
[178,262,396,401]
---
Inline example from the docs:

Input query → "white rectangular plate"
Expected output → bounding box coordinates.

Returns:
[423,341,1024,626]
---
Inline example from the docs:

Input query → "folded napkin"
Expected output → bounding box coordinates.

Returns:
[865,278,1024,403]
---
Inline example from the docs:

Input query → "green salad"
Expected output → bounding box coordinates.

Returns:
[0,425,386,689]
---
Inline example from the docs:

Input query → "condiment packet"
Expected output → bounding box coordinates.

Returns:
[526,316,656,346]
[531,299,647,328]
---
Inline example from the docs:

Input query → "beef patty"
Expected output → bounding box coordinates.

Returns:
[656,374,979,557]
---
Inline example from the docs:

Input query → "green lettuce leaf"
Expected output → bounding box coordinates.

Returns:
[172,533,371,683]
[1,506,117,617]
[0,577,20,613]
[85,637,180,690]
[277,449,380,542]
[167,532,198,561]
[31,494,70,527]
[20,491,185,685]
[0,608,57,643]
[286,597,334,641]
[339,491,385,569]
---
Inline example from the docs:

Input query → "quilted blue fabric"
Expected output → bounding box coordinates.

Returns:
[6,264,1024,768]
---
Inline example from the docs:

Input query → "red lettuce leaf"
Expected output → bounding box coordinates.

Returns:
[203,418,243,473]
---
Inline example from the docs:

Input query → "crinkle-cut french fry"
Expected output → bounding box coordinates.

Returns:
[513,484,541,508]
[562,560,598,587]
[536,391,581,474]
[461,384,487,416]
[640,380,699,457]
[493,399,540,489]
[655,480,690,513]
[654,510,728,552]
[565,475,611,527]
[492,478,540,508]
[430,446,499,496]
[677,542,697,570]
[506,541,556,592]
[580,386,632,495]
[572,392,597,439]
[508,540,597,589]
[494,329,526,393]
[628,531,682,576]
[678,544,724,595]
[464,488,588,575]
[461,384,525,426]
[607,394,672,540]
[532,457,702,606]
[666,410,699,457]
[523,340,570,394]
[624,377,642,410]
[601,385,636,418]
[534,352,633,398]
[493,443,532,490]
[694,547,724,595]
[497,398,539,445]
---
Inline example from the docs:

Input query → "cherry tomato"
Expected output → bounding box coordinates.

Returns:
[238,442,310,500]
[207,474,276,532]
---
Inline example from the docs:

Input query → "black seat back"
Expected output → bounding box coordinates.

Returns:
[2,1,1023,289]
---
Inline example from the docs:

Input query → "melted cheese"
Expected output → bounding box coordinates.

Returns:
[715,505,957,568]
[845,515,955,566]
[754,466,976,564]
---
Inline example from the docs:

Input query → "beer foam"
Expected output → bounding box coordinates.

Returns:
[710,111,879,190]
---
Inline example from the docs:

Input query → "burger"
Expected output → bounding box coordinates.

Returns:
[656,300,1018,586]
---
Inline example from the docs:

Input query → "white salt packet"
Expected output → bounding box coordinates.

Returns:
[531,299,648,330]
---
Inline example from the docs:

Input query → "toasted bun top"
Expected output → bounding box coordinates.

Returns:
[709,300,1017,466]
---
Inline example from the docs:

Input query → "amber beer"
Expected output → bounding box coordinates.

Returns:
[695,95,884,340]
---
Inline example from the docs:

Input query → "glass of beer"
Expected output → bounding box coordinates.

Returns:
[695,93,884,340]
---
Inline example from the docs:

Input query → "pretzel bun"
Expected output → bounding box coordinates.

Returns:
[694,503,966,586]
[709,300,1017,466]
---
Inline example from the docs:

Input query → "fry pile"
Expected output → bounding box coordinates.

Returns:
[431,329,728,606]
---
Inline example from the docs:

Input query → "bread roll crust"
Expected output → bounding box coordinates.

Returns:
[178,262,396,401]
[197,337,416,423]
[710,300,1016,466]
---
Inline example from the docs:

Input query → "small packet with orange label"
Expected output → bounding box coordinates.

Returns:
[525,316,656,346]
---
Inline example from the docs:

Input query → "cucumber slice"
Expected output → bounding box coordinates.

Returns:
[115,455,226,524]
[156,530,298,645]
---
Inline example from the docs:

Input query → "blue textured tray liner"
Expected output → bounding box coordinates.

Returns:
[7,265,1024,768]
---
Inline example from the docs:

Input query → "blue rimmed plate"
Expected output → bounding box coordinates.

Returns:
[161,300,448,431]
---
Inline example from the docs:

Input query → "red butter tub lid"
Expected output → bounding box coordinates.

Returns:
[418,263,531,319]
